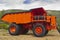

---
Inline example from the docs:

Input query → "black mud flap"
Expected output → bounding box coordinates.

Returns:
[57,24,60,33]
[57,28,60,33]
[57,27,60,33]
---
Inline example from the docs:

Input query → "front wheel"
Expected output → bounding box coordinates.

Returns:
[32,23,46,37]
[45,30,48,35]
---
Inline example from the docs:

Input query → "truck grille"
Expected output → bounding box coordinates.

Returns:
[33,16,45,20]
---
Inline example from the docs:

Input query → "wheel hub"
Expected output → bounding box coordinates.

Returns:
[35,27,42,34]
[10,26,16,33]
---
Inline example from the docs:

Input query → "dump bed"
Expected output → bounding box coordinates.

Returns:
[1,12,32,24]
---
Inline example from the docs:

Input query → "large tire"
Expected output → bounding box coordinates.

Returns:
[18,24,29,34]
[22,29,29,34]
[8,24,22,35]
[45,30,48,35]
[32,23,46,37]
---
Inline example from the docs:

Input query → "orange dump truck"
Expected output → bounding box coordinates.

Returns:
[1,7,59,37]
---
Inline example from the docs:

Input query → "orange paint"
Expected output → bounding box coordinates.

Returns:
[35,27,42,34]
[51,16,56,29]
[10,26,16,33]
[46,16,56,30]
[46,16,51,22]
[2,12,32,24]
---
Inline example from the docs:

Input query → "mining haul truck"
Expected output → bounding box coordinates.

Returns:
[1,7,60,37]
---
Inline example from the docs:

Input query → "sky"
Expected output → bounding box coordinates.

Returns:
[0,0,60,10]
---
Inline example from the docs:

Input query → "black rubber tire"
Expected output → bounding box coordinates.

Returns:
[32,23,46,37]
[22,29,29,34]
[18,24,29,34]
[8,24,22,35]
[45,30,48,35]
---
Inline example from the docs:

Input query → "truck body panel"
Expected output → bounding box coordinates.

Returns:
[2,12,32,24]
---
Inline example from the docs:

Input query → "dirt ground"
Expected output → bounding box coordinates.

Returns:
[0,29,60,40]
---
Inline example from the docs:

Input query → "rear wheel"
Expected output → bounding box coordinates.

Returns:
[18,24,29,34]
[8,24,22,35]
[32,23,46,37]
[22,29,29,34]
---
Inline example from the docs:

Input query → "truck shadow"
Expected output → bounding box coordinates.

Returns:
[21,33,58,37]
